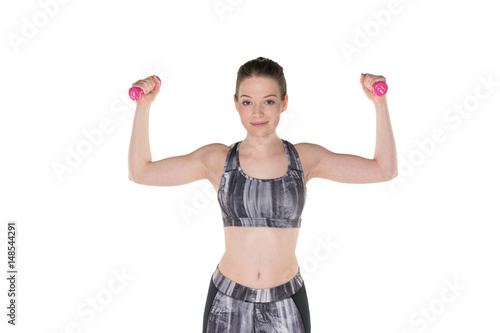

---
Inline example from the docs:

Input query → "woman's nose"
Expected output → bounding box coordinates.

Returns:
[252,105,264,116]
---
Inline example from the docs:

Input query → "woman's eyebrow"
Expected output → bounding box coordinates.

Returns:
[240,94,278,98]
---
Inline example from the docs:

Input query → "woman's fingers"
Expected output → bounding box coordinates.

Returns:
[363,73,386,91]
[131,75,159,95]
[360,73,371,93]
[360,73,388,102]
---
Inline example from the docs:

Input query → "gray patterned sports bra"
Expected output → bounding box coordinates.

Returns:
[217,139,307,228]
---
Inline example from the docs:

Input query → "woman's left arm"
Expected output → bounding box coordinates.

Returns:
[363,73,398,180]
[301,73,397,184]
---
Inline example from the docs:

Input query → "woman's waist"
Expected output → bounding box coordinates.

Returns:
[218,252,299,289]
[213,260,303,302]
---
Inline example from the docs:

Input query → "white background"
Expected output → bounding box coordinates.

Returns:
[1,0,499,332]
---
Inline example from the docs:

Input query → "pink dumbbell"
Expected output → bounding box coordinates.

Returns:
[372,81,388,96]
[129,76,161,100]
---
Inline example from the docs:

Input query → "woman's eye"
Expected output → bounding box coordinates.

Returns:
[242,100,274,106]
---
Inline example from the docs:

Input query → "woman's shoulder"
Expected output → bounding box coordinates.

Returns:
[194,143,235,182]
[290,141,319,156]
[195,142,231,158]
[195,142,234,167]
[290,141,328,171]
[202,142,237,152]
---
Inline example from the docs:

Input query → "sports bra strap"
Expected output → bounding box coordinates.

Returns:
[222,142,239,172]
[285,140,303,172]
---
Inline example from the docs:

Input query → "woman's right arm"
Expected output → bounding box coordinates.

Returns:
[127,75,220,186]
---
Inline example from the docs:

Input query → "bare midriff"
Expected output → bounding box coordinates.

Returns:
[218,226,300,289]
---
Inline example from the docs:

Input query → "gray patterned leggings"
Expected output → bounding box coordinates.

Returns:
[203,265,311,332]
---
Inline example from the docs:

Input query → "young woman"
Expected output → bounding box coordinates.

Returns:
[128,57,397,332]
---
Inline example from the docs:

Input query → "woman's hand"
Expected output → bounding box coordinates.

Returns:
[131,75,161,107]
[360,73,387,105]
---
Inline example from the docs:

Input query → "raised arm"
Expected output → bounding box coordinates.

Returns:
[127,75,223,186]
[301,73,398,184]
[128,75,160,182]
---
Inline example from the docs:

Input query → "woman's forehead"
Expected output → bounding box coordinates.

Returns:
[239,77,279,96]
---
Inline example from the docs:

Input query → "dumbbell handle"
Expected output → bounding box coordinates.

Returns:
[129,76,161,101]
[372,81,388,96]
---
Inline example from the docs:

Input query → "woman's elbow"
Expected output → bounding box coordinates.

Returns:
[386,169,398,181]
[129,173,138,183]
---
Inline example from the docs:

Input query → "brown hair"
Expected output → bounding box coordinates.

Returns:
[234,57,287,102]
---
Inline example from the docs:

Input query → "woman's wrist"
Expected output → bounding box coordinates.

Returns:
[135,103,152,113]
[373,97,388,109]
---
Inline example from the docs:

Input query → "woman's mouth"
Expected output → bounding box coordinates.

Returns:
[251,121,268,127]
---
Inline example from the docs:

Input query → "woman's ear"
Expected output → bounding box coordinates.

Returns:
[281,94,288,113]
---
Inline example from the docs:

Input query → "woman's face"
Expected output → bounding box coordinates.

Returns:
[234,76,288,137]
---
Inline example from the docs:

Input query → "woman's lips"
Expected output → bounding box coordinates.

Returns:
[251,121,268,127]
